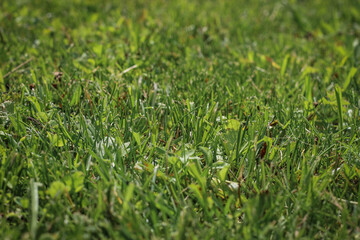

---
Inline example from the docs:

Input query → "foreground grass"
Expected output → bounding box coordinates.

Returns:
[1,0,360,238]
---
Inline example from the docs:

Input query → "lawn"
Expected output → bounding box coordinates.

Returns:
[1,0,360,239]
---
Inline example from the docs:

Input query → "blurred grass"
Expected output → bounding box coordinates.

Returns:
[1,0,360,239]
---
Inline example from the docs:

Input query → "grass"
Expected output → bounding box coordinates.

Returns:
[1,0,360,238]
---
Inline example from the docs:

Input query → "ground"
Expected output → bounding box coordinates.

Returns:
[1,0,360,239]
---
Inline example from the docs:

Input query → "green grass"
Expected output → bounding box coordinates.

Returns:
[1,0,360,238]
